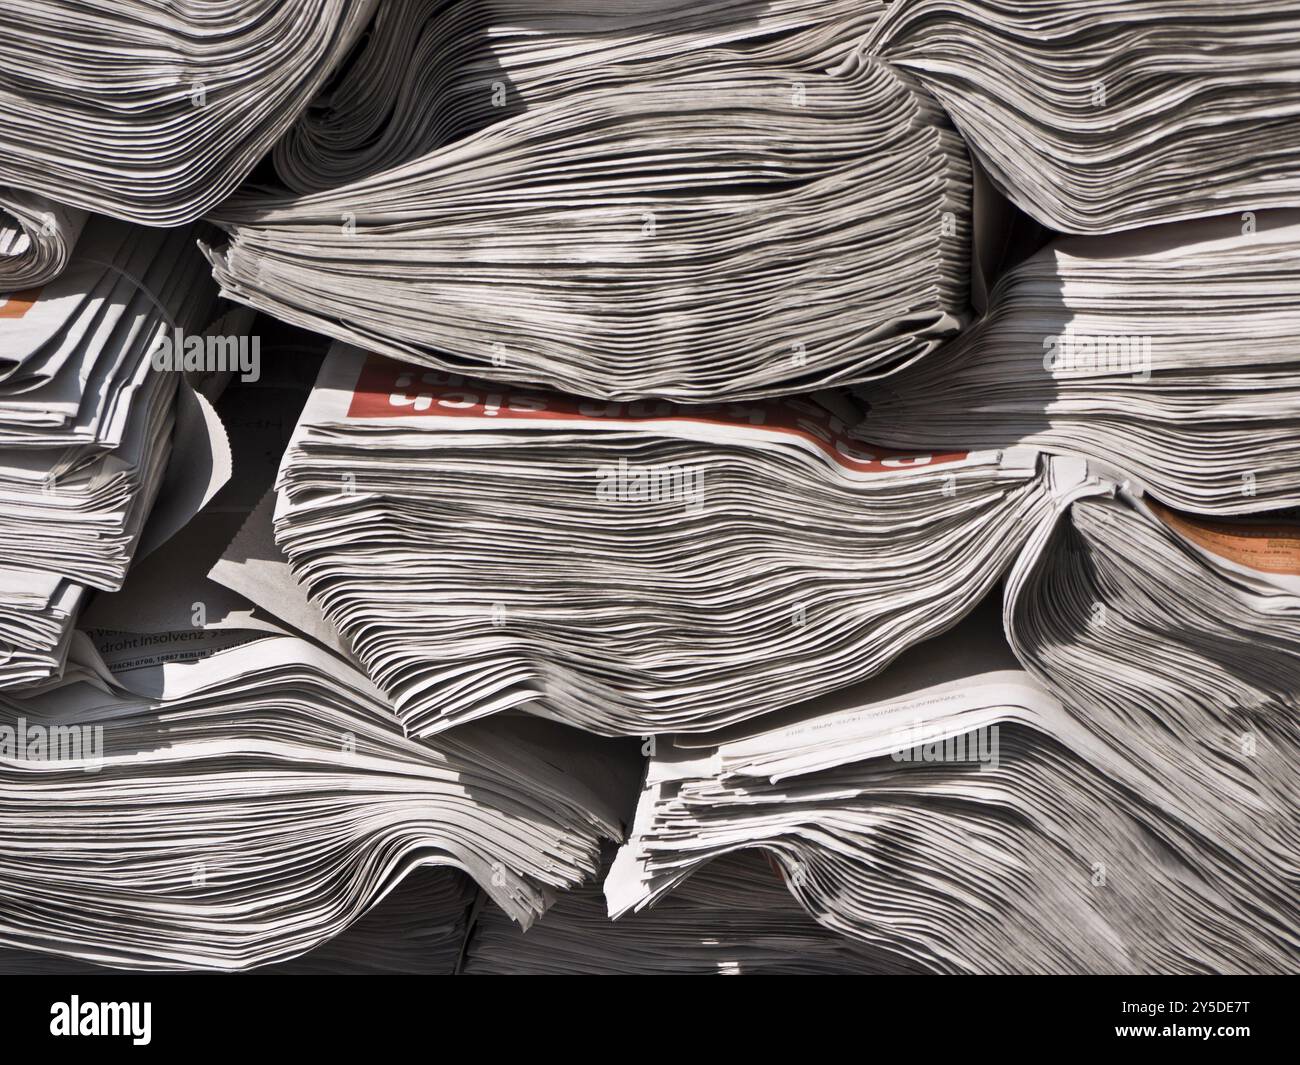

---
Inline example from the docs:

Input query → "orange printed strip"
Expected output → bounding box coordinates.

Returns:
[346,354,969,475]
[0,286,42,319]
[1150,499,1300,576]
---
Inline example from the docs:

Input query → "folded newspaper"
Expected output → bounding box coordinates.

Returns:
[607,600,1298,974]
[0,219,225,688]
[273,344,1057,737]
[861,0,1300,233]
[0,188,86,289]
[0,0,375,224]
[0,631,636,970]
[274,0,886,192]
[0,868,476,976]
[1004,463,1300,892]
[208,51,971,401]
[464,849,919,975]
[858,210,1300,514]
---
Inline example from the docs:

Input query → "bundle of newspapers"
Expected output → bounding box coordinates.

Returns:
[0,870,477,976]
[273,0,886,193]
[267,350,1299,972]
[0,628,635,970]
[0,218,222,688]
[862,0,1300,233]
[273,345,1054,737]
[608,603,1298,974]
[206,0,971,402]
[0,189,86,289]
[858,211,1300,514]
[1,0,1299,978]
[0,0,375,224]
[464,850,920,975]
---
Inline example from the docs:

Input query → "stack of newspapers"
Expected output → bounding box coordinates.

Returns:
[0,628,635,970]
[0,0,375,224]
[0,189,86,289]
[0,220,220,688]
[0,0,1297,977]
[606,604,1297,973]
[272,345,1053,737]
[208,53,971,401]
